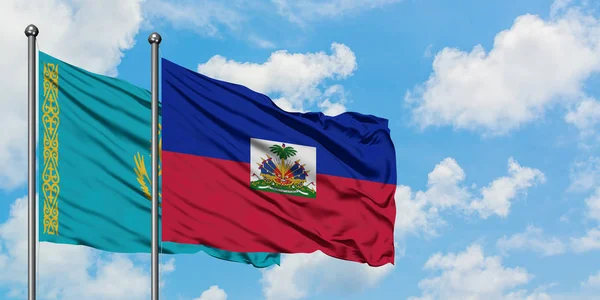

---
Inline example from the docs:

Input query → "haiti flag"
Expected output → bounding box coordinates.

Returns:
[161,58,397,267]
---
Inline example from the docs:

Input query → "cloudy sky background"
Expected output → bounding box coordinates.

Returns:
[1,0,600,299]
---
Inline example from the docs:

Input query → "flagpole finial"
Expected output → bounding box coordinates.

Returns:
[24,24,39,37]
[148,32,162,44]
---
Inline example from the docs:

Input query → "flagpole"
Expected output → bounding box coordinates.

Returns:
[149,32,162,300]
[25,24,39,300]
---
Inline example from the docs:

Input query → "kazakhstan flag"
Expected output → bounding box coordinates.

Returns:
[38,51,280,267]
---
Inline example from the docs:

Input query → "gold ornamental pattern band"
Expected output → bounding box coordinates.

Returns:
[42,62,60,235]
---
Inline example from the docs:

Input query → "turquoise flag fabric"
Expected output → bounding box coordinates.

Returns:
[37,51,280,268]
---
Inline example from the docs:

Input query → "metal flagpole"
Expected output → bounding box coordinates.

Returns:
[25,24,39,300]
[148,32,162,300]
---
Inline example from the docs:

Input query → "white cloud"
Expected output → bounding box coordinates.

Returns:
[260,251,393,300]
[565,98,600,138]
[395,157,545,238]
[159,257,176,288]
[0,196,175,299]
[569,156,600,192]
[504,290,553,300]
[550,0,575,17]
[568,171,600,254]
[160,257,176,273]
[194,285,228,300]
[272,0,402,25]
[317,85,348,116]
[469,158,546,219]
[248,35,277,49]
[394,158,468,239]
[143,1,281,49]
[406,5,600,135]
[0,0,145,190]
[496,226,566,256]
[143,0,243,37]
[581,270,600,289]
[409,244,547,300]
[394,185,445,239]
[144,0,403,33]
[197,43,357,113]
[571,228,600,253]
[271,98,306,113]
[569,187,600,252]
[318,99,347,116]
[584,188,600,222]
[423,44,434,58]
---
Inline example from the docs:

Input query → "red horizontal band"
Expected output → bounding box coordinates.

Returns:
[162,151,396,266]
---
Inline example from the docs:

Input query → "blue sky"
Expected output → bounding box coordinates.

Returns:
[1,0,600,299]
